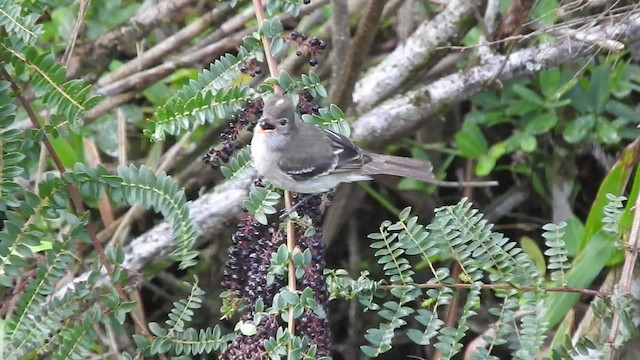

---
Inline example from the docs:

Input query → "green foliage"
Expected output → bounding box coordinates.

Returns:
[112,165,199,269]
[1,44,99,128]
[221,146,256,182]
[455,60,640,178]
[357,201,552,358]
[542,222,570,285]
[148,35,264,141]
[144,279,233,356]
[0,0,43,46]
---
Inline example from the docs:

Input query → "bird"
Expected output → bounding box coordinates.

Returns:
[250,95,496,194]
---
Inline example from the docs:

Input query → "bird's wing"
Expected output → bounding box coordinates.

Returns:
[277,131,339,181]
[323,129,372,169]
[276,127,370,181]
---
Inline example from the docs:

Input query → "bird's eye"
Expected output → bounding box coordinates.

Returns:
[278,118,288,126]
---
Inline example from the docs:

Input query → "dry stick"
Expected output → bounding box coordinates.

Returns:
[329,0,350,90]
[437,159,476,359]
[97,3,236,87]
[606,186,640,358]
[67,0,197,79]
[95,28,253,96]
[0,69,158,345]
[378,283,611,298]
[251,0,297,351]
[330,0,386,109]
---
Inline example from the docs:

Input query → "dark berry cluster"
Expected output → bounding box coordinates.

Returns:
[219,314,279,360]
[202,99,264,169]
[222,214,284,310]
[286,31,327,67]
[296,233,331,356]
[221,185,332,356]
[239,59,263,77]
[292,193,325,225]
[296,90,320,116]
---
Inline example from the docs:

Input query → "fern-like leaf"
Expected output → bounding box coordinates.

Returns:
[243,186,281,225]
[149,37,263,141]
[220,146,256,182]
[113,165,199,269]
[542,222,570,285]
[1,44,99,128]
[0,0,42,45]
[0,80,23,210]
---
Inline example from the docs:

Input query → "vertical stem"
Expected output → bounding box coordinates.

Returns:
[285,190,297,344]
[251,0,296,351]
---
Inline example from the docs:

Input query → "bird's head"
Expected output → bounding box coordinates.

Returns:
[257,95,297,136]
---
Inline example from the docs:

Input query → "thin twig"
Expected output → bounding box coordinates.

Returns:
[331,0,386,109]
[607,178,640,357]
[0,69,158,348]
[378,282,611,298]
[329,0,350,91]
[251,0,297,350]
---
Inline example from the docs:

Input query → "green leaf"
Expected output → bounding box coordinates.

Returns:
[539,68,561,99]
[524,112,557,135]
[512,84,544,105]
[544,230,615,327]
[454,122,487,159]
[587,66,610,114]
[519,236,546,276]
[563,114,595,143]
[595,116,620,144]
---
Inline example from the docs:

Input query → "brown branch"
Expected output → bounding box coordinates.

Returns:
[379,282,611,298]
[331,0,386,109]
[329,0,350,91]
[67,0,198,79]
[0,69,156,344]
[96,3,237,88]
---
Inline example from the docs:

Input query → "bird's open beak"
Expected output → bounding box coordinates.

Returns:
[257,118,276,133]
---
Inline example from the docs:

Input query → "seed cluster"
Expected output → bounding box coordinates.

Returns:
[296,90,320,116]
[202,99,264,169]
[286,31,327,67]
[220,189,332,357]
[220,314,279,360]
[239,59,263,77]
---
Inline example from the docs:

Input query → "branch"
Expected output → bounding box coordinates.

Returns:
[379,282,611,298]
[352,0,483,113]
[96,3,237,88]
[328,0,351,96]
[67,0,198,79]
[331,0,386,109]
[351,12,640,146]
[55,177,252,295]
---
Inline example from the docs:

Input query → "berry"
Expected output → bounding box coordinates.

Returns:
[309,57,318,66]
[304,0,311,4]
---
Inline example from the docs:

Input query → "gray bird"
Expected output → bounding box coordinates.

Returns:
[251,95,495,193]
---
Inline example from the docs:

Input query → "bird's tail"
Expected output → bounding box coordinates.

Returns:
[362,153,498,188]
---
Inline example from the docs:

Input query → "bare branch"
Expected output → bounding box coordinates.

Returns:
[351,13,640,146]
[55,177,253,296]
[67,0,198,79]
[352,0,482,113]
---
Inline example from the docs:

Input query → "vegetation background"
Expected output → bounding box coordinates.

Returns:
[2,0,640,359]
